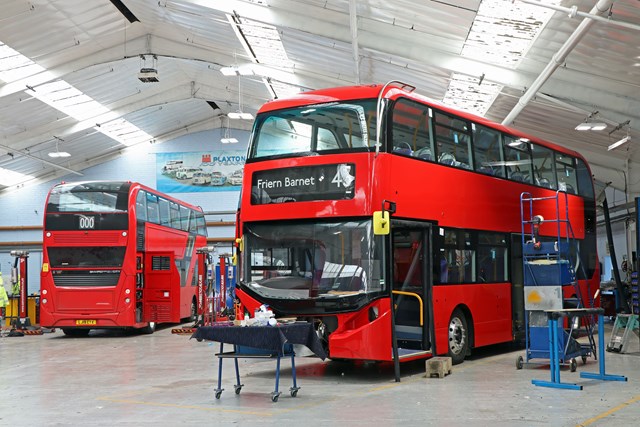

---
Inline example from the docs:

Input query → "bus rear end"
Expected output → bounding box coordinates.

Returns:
[40,182,138,335]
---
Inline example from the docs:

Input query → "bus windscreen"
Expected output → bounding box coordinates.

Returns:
[47,182,130,212]
[249,100,378,160]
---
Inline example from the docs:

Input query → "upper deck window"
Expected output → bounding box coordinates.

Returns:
[249,100,377,160]
[47,182,129,213]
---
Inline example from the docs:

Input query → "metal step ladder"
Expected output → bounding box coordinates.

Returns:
[520,191,597,365]
[606,314,639,353]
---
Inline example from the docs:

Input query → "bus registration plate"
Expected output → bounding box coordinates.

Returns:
[75,320,96,325]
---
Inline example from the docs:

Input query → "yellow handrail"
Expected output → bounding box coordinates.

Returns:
[391,290,424,326]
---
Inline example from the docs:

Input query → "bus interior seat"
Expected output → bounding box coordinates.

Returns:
[393,142,413,156]
[510,171,524,182]
[438,152,456,165]
[559,182,575,194]
[478,164,495,175]
[414,147,434,161]
[538,177,552,188]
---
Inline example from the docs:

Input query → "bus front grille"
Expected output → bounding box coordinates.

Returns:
[54,232,123,244]
[52,272,120,287]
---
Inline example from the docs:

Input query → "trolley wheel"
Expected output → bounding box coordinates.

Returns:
[271,392,281,402]
[234,384,243,395]
[290,387,300,397]
[516,355,524,370]
[215,390,222,399]
[570,358,577,372]
[581,355,587,365]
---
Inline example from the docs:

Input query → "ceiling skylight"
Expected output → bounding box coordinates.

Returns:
[442,0,560,116]
[1,41,153,151]
[0,167,34,187]
[227,13,301,99]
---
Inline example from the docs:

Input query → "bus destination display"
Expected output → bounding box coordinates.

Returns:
[251,163,355,204]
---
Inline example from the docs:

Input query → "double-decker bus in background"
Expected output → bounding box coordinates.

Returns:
[234,83,598,365]
[40,181,207,336]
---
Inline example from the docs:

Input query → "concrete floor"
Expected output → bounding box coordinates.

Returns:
[1,321,638,427]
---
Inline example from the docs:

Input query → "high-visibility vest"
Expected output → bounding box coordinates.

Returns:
[0,286,8,308]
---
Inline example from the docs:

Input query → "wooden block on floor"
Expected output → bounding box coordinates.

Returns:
[425,356,452,378]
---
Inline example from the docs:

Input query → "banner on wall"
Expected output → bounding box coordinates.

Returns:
[156,151,246,193]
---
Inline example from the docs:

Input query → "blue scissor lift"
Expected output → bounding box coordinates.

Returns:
[517,191,597,371]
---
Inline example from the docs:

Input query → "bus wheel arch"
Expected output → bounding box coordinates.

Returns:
[447,306,473,365]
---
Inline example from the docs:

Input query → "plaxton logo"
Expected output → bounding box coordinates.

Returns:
[201,155,246,166]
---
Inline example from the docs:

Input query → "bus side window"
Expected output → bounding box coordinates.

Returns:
[170,202,180,229]
[391,98,434,160]
[146,193,159,224]
[158,198,170,226]
[473,125,505,177]
[179,205,190,231]
[136,191,147,221]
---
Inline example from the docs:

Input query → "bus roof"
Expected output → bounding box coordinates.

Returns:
[49,180,203,212]
[257,84,586,162]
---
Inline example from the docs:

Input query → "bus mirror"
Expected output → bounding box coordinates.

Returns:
[235,237,244,252]
[373,211,390,235]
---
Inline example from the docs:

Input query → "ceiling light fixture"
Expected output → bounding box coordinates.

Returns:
[227,112,253,120]
[608,136,631,151]
[48,138,71,158]
[220,64,256,76]
[575,111,607,131]
[226,70,254,121]
[138,54,159,83]
[221,117,239,144]
[48,151,71,158]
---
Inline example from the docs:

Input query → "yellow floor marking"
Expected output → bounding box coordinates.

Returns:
[576,394,640,426]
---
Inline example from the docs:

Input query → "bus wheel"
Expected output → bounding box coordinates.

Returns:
[447,308,468,365]
[62,328,90,337]
[190,299,197,322]
[141,322,156,334]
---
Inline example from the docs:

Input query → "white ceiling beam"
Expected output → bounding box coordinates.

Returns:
[502,0,616,126]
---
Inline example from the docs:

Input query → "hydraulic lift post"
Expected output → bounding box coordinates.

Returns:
[10,250,32,329]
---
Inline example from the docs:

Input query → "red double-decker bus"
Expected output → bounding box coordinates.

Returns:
[234,83,598,365]
[40,181,207,336]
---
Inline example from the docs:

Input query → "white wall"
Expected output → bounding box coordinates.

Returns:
[0,129,249,293]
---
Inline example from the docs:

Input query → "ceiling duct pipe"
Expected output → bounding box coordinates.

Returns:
[349,0,361,85]
[502,0,615,126]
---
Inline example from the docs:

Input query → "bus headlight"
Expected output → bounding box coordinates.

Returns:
[46,232,51,237]
[42,299,47,304]
[125,289,131,294]
[42,289,47,295]
[125,298,131,304]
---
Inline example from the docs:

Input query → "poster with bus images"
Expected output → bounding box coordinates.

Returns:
[156,151,246,193]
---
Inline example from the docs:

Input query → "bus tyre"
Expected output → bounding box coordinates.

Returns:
[190,300,197,322]
[141,322,156,334]
[62,328,90,337]
[447,308,469,365]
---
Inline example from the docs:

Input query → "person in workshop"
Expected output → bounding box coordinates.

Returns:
[0,273,9,329]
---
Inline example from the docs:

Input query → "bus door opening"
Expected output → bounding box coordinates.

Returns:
[392,225,432,354]
[142,252,180,323]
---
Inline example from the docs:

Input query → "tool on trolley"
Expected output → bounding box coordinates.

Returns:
[516,191,596,371]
